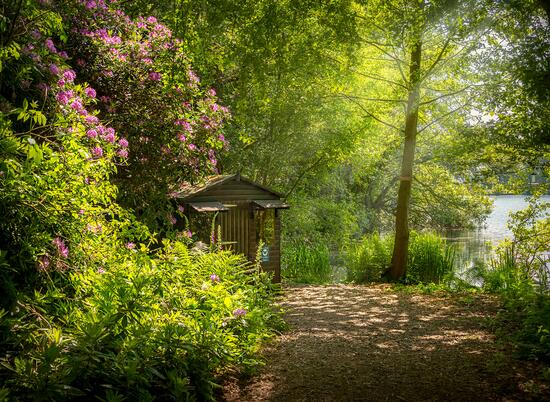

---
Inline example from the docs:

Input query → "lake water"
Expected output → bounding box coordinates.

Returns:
[445,194,550,270]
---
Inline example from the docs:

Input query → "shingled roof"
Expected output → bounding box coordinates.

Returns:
[171,173,283,200]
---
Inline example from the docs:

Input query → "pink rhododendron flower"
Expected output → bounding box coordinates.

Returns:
[233,308,247,317]
[210,274,220,282]
[167,213,177,225]
[126,242,135,249]
[56,92,71,105]
[118,138,129,147]
[44,38,57,53]
[188,70,200,84]
[148,71,161,81]
[85,87,96,98]
[188,143,197,151]
[177,205,185,213]
[86,129,98,138]
[104,132,115,143]
[178,134,187,142]
[63,69,77,82]
[97,267,106,274]
[71,100,83,110]
[49,64,60,75]
[58,51,68,59]
[37,255,50,271]
[117,149,128,158]
[86,115,99,124]
[57,79,66,87]
[91,146,103,157]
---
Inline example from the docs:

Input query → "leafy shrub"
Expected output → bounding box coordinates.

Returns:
[282,241,331,284]
[345,233,392,283]
[0,242,280,401]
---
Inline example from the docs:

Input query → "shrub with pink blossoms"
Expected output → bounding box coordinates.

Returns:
[67,2,230,228]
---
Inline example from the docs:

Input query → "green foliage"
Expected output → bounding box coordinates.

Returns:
[345,233,393,283]
[406,231,457,285]
[0,2,280,400]
[281,241,331,284]
[0,244,280,400]
[345,231,456,284]
[465,194,550,364]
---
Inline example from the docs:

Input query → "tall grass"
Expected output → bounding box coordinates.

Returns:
[345,233,393,283]
[406,231,456,284]
[345,231,456,284]
[282,241,331,283]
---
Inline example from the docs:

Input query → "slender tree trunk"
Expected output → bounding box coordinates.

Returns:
[389,37,422,280]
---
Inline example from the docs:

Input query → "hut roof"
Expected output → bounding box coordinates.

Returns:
[171,173,284,201]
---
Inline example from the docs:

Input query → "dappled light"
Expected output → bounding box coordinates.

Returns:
[223,285,546,401]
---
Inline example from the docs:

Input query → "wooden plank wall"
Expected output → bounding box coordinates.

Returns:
[246,212,281,283]
[218,201,248,255]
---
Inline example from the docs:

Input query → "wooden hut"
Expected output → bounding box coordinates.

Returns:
[172,173,289,282]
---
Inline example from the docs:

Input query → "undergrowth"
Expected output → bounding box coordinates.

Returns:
[281,241,331,284]
[345,231,456,284]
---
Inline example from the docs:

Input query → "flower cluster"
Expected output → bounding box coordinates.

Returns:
[53,237,69,258]
[233,308,247,317]
[20,27,129,164]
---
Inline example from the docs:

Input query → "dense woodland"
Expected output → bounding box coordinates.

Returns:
[0,0,549,400]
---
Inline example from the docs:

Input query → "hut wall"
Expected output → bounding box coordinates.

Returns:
[217,201,249,255]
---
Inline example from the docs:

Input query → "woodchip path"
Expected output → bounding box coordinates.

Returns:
[223,284,549,402]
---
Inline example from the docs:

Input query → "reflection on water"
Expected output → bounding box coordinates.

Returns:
[445,195,550,271]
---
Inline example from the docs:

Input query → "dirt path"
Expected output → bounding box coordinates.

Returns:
[223,284,549,402]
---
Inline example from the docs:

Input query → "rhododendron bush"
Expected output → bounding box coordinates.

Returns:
[65,1,230,226]
[0,1,279,400]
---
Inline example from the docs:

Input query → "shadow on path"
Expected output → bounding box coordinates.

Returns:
[223,285,543,401]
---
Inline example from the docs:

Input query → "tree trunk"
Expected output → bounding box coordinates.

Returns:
[389,38,422,280]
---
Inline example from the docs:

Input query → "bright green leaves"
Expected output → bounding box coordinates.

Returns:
[15,99,47,128]
[0,41,21,72]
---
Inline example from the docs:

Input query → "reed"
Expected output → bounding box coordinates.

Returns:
[282,241,332,283]
[406,231,456,284]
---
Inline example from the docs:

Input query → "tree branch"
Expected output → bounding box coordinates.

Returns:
[420,86,470,106]
[339,93,403,132]
[422,33,453,81]
[417,102,469,134]
[338,94,406,103]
